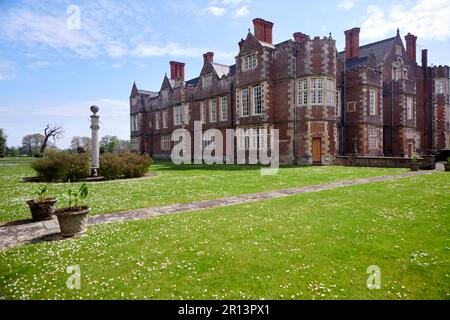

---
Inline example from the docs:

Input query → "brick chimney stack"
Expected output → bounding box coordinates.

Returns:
[253,18,274,44]
[169,61,185,81]
[405,33,417,64]
[203,52,214,64]
[344,27,360,60]
[293,32,308,42]
[422,49,428,68]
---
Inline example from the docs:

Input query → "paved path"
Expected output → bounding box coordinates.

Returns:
[0,170,438,251]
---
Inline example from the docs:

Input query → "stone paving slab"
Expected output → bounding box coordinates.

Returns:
[0,170,436,251]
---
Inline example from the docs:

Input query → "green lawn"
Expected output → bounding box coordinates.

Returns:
[0,171,448,300]
[0,157,407,223]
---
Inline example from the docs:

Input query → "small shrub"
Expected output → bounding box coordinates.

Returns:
[31,150,90,182]
[99,153,124,179]
[99,153,152,179]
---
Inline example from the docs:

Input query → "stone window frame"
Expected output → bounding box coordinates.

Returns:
[210,98,217,123]
[434,79,446,95]
[326,79,335,106]
[241,88,250,117]
[236,126,271,151]
[161,135,171,151]
[297,79,308,106]
[253,85,263,115]
[242,52,258,72]
[298,77,335,106]
[220,96,228,122]
[163,110,168,129]
[202,73,213,87]
[406,96,413,120]
[200,101,207,124]
[369,88,377,116]
[155,112,160,130]
[174,105,184,126]
[368,126,378,149]
[161,89,169,100]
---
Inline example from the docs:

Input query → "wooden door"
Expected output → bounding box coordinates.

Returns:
[312,138,322,164]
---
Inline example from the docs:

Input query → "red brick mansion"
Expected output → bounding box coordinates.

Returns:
[130,18,450,165]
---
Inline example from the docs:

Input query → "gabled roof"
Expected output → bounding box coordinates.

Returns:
[137,89,158,98]
[359,36,396,61]
[345,57,368,70]
[258,40,275,49]
[339,36,396,62]
[212,63,231,78]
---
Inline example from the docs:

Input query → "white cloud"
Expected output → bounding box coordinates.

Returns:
[338,0,357,10]
[206,0,251,18]
[234,6,250,18]
[131,43,235,61]
[361,0,450,41]
[222,0,250,5]
[111,64,123,69]
[203,6,227,16]
[0,61,15,81]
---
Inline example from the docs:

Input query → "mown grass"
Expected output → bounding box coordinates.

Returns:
[0,158,407,223]
[0,171,448,300]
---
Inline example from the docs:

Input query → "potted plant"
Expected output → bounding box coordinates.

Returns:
[26,186,58,221]
[410,155,420,172]
[445,157,450,172]
[55,183,90,237]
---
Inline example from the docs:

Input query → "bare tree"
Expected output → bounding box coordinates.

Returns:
[40,124,63,154]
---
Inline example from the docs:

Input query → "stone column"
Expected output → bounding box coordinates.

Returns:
[90,105,100,177]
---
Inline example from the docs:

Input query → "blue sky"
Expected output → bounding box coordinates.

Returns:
[1,0,449,148]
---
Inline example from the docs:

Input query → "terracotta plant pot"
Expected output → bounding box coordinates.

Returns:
[445,163,450,172]
[411,164,420,172]
[27,198,58,222]
[55,207,91,237]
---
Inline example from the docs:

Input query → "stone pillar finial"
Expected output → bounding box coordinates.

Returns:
[90,105,100,177]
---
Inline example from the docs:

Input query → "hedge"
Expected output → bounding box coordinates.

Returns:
[31,151,90,182]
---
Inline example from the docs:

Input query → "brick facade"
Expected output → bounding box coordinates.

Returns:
[130,18,450,164]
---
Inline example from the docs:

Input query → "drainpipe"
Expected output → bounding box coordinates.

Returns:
[293,47,299,164]
[342,56,347,155]
[391,80,394,156]
[190,94,195,162]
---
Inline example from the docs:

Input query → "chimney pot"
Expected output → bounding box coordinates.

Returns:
[422,49,428,68]
[203,52,214,64]
[293,32,308,42]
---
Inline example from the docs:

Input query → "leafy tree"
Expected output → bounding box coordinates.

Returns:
[6,146,20,157]
[0,129,6,156]
[100,135,119,154]
[71,136,92,152]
